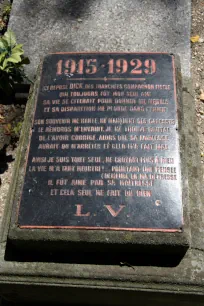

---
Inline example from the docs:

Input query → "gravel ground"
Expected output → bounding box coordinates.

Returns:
[0,148,14,219]
[191,0,204,164]
[0,0,13,221]
[0,0,204,222]
[0,0,10,32]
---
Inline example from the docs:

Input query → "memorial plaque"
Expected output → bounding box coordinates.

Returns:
[17,52,183,231]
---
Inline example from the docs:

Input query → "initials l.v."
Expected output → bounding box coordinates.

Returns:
[74,204,125,217]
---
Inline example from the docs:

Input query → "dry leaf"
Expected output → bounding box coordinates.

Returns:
[191,35,200,43]
[0,18,5,27]
[4,123,12,135]
[77,18,82,22]
[200,93,204,101]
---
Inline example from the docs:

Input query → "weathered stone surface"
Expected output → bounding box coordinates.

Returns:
[9,0,191,79]
[0,1,203,304]
[6,54,190,258]
[0,63,203,304]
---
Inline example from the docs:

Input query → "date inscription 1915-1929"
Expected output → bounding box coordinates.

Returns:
[17,53,183,231]
[56,58,156,75]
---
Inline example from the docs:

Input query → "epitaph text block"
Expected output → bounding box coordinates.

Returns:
[18,53,183,231]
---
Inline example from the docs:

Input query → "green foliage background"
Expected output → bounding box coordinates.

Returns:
[0,30,30,95]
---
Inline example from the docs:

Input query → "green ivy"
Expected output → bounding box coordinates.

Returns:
[2,4,12,16]
[12,121,23,138]
[0,30,30,95]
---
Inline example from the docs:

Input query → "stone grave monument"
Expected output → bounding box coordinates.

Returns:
[0,51,203,305]
[0,0,204,305]
[7,53,189,257]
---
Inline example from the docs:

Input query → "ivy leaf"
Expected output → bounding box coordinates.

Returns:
[2,46,24,69]
[4,66,12,73]
[3,30,16,47]
[0,30,30,95]
[0,38,8,50]
[0,51,7,66]
[7,44,24,62]
[12,44,24,54]
[7,53,22,63]
[2,57,17,70]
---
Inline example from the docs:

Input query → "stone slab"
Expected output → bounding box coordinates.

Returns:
[0,71,203,305]
[18,53,183,231]
[7,54,189,257]
[9,0,191,80]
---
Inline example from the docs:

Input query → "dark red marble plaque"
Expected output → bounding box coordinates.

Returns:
[17,53,183,231]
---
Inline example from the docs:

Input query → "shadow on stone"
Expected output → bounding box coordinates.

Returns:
[19,0,93,19]
[0,145,14,177]
[57,0,93,18]
[5,240,186,267]
[0,85,30,106]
